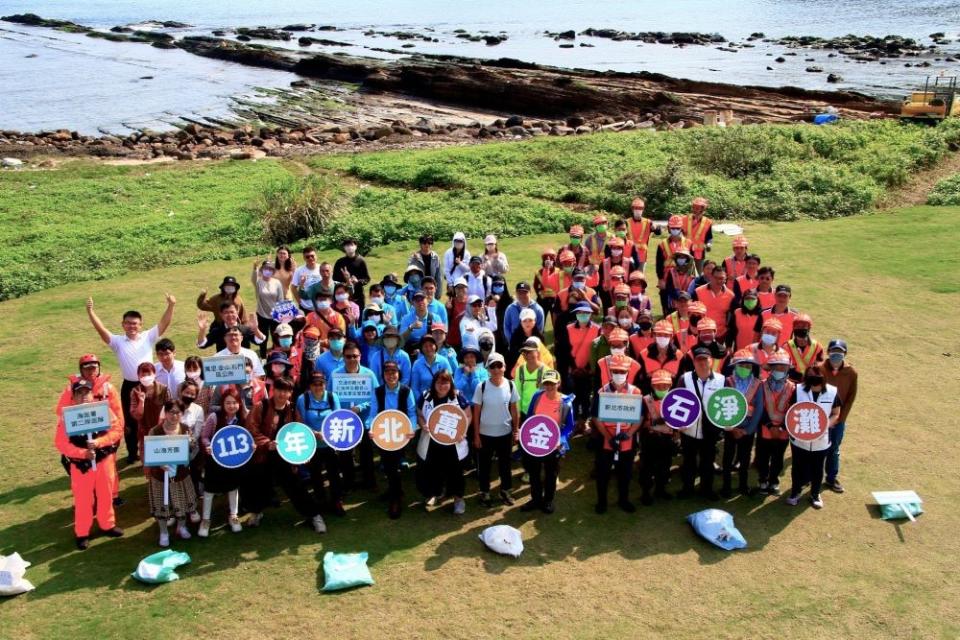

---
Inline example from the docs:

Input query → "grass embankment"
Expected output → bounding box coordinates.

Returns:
[0,207,958,639]
[3,119,959,301]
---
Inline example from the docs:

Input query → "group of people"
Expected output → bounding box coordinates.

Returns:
[56,196,858,551]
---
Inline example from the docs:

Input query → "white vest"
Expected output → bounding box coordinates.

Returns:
[680,371,725,440]
[416,397,470,461]
[792,384,836,452]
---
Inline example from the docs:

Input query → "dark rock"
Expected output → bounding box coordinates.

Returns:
[559,43,574,48]
[775,56,786,62]
[236,27,291,41]
[282,24,315,31]
[236,34,251,41]
[290,79,310,88]
[483,35,506,45]
[505,115,525,127]
[111,26,132,33]
[579,43,594,47]
[805,66,823,72]
[212,30,226,36]
[557,30,576,40]
[827,73,842,83]
[566,115,585,128]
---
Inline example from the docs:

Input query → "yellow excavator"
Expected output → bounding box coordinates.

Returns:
[900,75,960,122]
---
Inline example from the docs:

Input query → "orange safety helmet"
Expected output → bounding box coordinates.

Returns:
[558,249,577,265]
[608,236,625,249]
[78,353,100,368]
[766,348,791,367]
[569,224,585,238]
[697,317,718,332]
[609,265,627,279]
[653,320,674,336]
[628,270,646,284]
[762,317,783,332]
[732,235,749,249]
[541,247,557,259]
[608,328,630,344]
[613,283,631,297]
[593,214,608,226]
[668,215,684,229]
[650,368,674,387]
[731,348,757,365]
[793,313,813,329]
[688,301,708,316]
[608,354,633,372]
[631,197,645,209]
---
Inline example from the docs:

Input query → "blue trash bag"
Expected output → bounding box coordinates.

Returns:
[132,550,191,584]
[322,552,374,592]
[813,113,839,125]
[687,509,747,551]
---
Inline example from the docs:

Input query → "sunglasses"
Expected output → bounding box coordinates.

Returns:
[488,363,504,369]
[344,354,360,359]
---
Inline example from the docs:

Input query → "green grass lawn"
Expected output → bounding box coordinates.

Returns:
[1,206,959,639]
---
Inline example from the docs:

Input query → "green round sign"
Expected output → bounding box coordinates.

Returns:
[706,388,748,430]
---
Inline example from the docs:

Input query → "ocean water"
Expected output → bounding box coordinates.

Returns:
[2,0,959,134]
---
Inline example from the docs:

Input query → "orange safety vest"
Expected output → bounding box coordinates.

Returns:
[668,269,694,297]
[659,236,692,272]
[567,322,600,370]
[756,290,775,310]
[732,309,760,351]
[682,215,712,258]
[724,255,747,281]
[598,355,642,387]
[601,257,630,292]
[558,285,599,312]
[760,379,795,440]
[629,333,653,358]
[786,339,823,375]
[640,346,680,380]
[725,375,762,417]
[735,274,759,295]
[585,233,608,266]
[628,218,654,262]
[596,383,642,451]
[535,268,565,298]
[695,284,735,338]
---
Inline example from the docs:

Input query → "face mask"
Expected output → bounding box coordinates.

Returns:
[370,297,384,307]
[480,341,493,351]
[675,257,688,267]
[630,286,643,295]
[806,376,825,387]
[829,353,844,366]
[770,370,787,381]
[611,249,623,258]
[576,313,591,325]
[384,338,399,349]
[618,318,632,328]
[572,281,586,290]
[794,329,809,339]
[279,337,292,348]
[330,339,345,352]
[615,231,627,239]
[223,286,237,295]
[632,211,644,220]
[669,229,681,237]
[384,285,397,296]
[615,299,627,309]
[544,259,554,268]
[181,395,196,406]
[639,321,652,331]
[454,241,464,248]
[139,375,155,386]
[611,373,627,386]
[409,276,421,287]
[596,225,607,233]
[653,388,668,399]
[735,365,752,379]
[271,364,286,376]
[368,314,381,324]
[562,266,574,275]
[492,284,505,294]
[262,269,275,278]
[610,347,626,357]
[186,370,201,380]
[317,300,331,310]
[700,334,715,345]
[743,298,758,310]
[344,244,357,255]
[655,337,670,349]
[570,237,581,247]
[761,333,777,346]
[335,293,349,303]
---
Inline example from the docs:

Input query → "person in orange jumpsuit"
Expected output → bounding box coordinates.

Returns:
[55,379,125,550]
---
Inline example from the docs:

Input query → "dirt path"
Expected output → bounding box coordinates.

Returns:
[877,149,960,208]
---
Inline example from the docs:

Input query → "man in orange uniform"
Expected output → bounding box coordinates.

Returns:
[682,196,713,274]
[590,354,643,513]
[655,215,692,315]
[786,313,824,381]
[755,349,795,495]
[638,368,677,504]
[761,284,797,346]
[723,235,750,284]
[565,302,601,423]
[595,328,642,388]
[726,288,763,352]
[583,214,610,289]
[732,254,761,304]
[637,320,682,393]
[749,317,783,378]
[626,197,662,273]
[55,379,125,550]
[693,264,735,343]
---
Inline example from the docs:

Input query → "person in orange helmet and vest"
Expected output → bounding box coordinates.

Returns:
[724,235,750,285]
[583,214,610,289]
[761,284,797,346]
[732,254,762,304]
[533,247,564,323]
[565,302,601,423]
[552,250,583,315]
[55,353,124,505]
[693,263,735,343]
[627,308,655,355]
[726,288,763,352]
[663,248,696,314]
[600,238,633,307]
[589,354,643,513]
[626,270,653,316]
[637,320,681,394]
[786,313,824,382]
[665,292,693,350]
[639,368,678,505]
[721,348,764,497]
[682,196,713,274]
[755,349,796,496]
[595,328,642,388]
[607,282,636,321]
[749,317,783,379]
[752,265,776,310]
[655,215,692,315]
[678,316,727,374]
[558,224,597,288]
[55,379,125,550]
[611,218,636,267]
[676,346,725,500]
[626,197,663,273]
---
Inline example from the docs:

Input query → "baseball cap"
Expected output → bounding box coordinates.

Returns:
[72,379,94,393]
[381,273,399,286]
[542,369,561,384]
[827,338,848,353]
[484,234,497,245]
[275,323,293,337]
[692,346,712,359]
[602,315,618,327]
[519,308,536,322]
[303,326,321,339]
[675,290,692,301]
[486,352,505,367]
[412,291,426,300]
[469,255,483,265]
[454,277,468,288]
[775,284,792,295]
[515,281,531,292]
[468,294,482,305]
[521,338,539,352]
[573,302,593,313]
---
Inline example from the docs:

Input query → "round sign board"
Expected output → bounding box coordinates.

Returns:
[426,403,469,445]
[271,300,299,323]
[320,409,365,452]
[275,421,318,464]
[705,388,748,430]
[370,410,414,452]
[518,415,561,457]
[210,425,255,469]
[661,388,702,430]
[785,401,829,442]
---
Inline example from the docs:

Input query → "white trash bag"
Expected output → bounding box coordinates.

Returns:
[479,525,524,558]
[0,553,35,596]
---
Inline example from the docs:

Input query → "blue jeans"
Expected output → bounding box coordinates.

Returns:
[825,422,846,482]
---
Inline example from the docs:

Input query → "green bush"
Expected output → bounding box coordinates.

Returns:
[927,174,960,205]
[255,174,347,245]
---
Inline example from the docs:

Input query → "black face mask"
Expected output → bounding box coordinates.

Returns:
[794,329,809,339]
[182,396,196,405]
[689,316,701,327]
[638,322,653,331]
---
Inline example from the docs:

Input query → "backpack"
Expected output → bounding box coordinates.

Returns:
[479,379,515,410]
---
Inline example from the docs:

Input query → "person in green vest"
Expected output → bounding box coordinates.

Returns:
[512,338,548,420]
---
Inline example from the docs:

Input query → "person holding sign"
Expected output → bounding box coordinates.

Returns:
[295,372,346,517]
[589,354,643,513]
[368,361,418,519]
[785,365,841,509]
[55,379,125,550]
[130,362,171,463]
[638,369,678,506]
[146,401,200,547]
[721,349,764,498]
[519,370,573,514]
[676,347,725,500]
[331,343,380,492]
[416,371,471,515]
[755,349,796,496]
[199,387,248,537]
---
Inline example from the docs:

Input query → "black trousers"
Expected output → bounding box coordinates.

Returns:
[307,447,343,505]
[244,453,320,518]
[755,437,789,486]
[722,431,755,490]
[639,431,673,495]
[256,313,277,359]
[417,439,465,499]
[595,447,635,505]
[337,429,376,490]
[790,445,828,498]
[570,370,593,420]
[680,433,718,495]
[522,451,559,505]
[381,450,405,502]
[119,379,139,460]
[477,433,514,493]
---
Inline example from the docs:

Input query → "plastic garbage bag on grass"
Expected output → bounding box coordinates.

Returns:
[687,509,747,551]
[322,552,374,592]
[0,553,35,596]
[479,525,524,558]
[132,550,191,584]
[880,503,923,520]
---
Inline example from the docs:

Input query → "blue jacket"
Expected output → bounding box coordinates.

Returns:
[503,301,545,342]
[438,344,459,369]
[428,299,448,326]
[314,350,345,382]
[367,383,418,430]
[399,310,441,344]
[728,374,764,436]
[526,390,576,455]
[369,347,412,386]
[410,354,453,400]
[296,390,341,448]
[454,365,489,406]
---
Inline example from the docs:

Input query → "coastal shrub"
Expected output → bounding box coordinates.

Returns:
[608,160,688,214]
[411,164,463,190]
[255,174,347,244]
[686,127,777,179]
[927,174,960,205]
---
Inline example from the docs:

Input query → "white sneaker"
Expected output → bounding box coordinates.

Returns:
[198,519,211,538]
[228,516,243,533]
[166,517,176,528]
[312,514,327,534]
[453,498,466,515]
[177,524,192,539]
[158,532,170,547]
[786,495,800,506]
[189,511,202,524]
[247,513,263,527]
[811,495,824,509]
[425,496,439,507]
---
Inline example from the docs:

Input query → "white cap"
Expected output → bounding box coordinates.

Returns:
[484,234,497,245]
[454,277,468,288]
[519,308,536,322]
[467,294,482,304]
[486,352,505,366]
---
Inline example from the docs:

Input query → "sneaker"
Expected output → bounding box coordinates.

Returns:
[520,500,540,512]
[75,536,90,551]
[767,484,782,497]
[229,516,243,533]
[786,495,800,506]
[425,496,439,508]
[618,500,637,513]
[189,511,202,524]
[738,485,755,497]
[103,526,124,538]
[177,524,192,540]
[158,532,170,547]
[827,480,845,494]
[198,520,211,538]
[247,512,264,527]
[166,516,176,528]
[499,490,515,506]
[112,497,126,507]
[453,498,466,515]
[312,514,327,533]
[811,495,824,509]
[541,501,555,514]
[479,492,493,507]
[758,481,769,493]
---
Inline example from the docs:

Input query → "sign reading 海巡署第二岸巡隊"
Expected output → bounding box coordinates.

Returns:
[63,400,111,436]
[202,354,248,386]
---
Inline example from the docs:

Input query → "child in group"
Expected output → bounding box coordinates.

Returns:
[199,388,247,537]
[146,400,200,547]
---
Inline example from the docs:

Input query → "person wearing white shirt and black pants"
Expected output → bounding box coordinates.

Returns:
[472,353,520,507]
[86,294,176,463]
[215,326,266,378]
[154,338,185,394]
[677,346,725,500]
[786,365,841,509]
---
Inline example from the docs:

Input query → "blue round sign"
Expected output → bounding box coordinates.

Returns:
[320,409,365,452]
[275,421,318,464]
[210,425,255,469]
[271,300,299,323]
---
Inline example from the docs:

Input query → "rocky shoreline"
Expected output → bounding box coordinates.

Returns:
[1,13,901,162]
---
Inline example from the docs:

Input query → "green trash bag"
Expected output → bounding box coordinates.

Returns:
[322,552,374,592]
[132,550,191,584]
[880,503,923,520]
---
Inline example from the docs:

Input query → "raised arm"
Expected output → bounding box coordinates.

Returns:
[158,293,176,336]
[86,297,112,345]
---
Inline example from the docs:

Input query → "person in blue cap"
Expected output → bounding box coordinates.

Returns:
[823,338,857,494]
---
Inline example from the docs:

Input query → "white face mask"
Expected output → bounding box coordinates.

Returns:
[610,347,626,357]
[761,333,777,346]
[317,301,331,310]
[618,318,632,328]
[335,294,349,303]
[223,286,237,295]
[186,370,201,380]
[139,375,155,386]
[572,281,586,290]
[669,229,681,237]
[655,336,671,349]
[632,211,643,220]
[371,296,385,306]
[544,260,554,268]
[611,249,623,257]
[611,373,628,386]
[368,314,381,324]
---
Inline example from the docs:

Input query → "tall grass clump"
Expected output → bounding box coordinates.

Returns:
[255,174,347,244]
